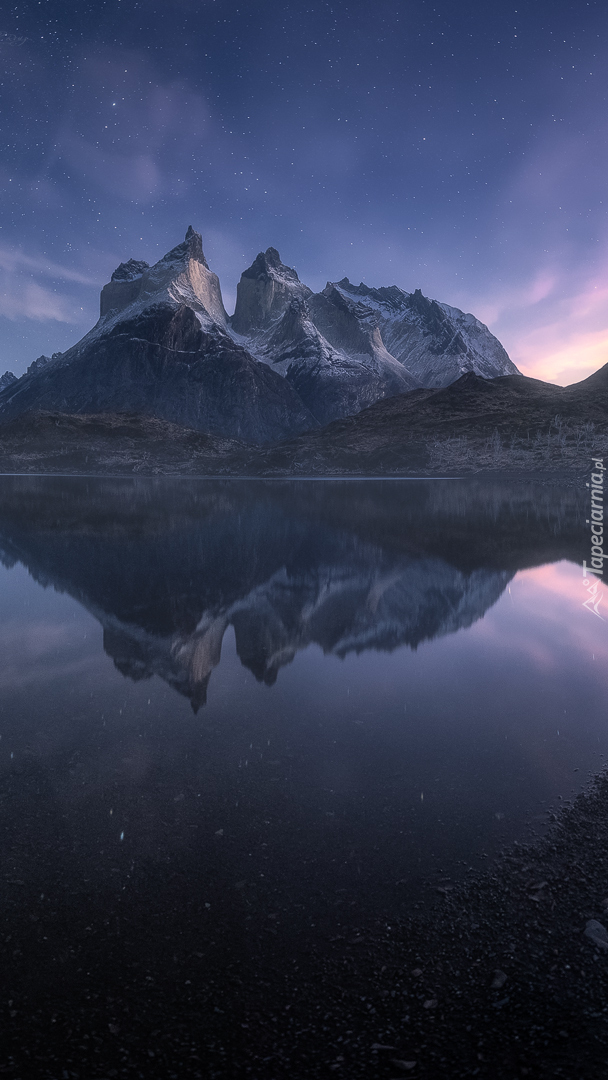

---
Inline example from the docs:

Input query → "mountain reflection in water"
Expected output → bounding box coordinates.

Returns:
[0,477,585,709]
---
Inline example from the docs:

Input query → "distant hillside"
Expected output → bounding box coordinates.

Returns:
[254,368,608,475]
[0,365,605,476]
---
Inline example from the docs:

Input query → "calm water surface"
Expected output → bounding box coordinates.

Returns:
[0,477,606,950]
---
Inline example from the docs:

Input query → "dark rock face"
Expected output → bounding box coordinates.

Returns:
[0,304,317,445]
[27,355,51,375]
[111,303,206,353]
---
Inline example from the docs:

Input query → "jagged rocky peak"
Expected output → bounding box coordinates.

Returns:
[334,277,408,311]
[99,226,227,326]
[403,289,470,355]
[406,287,452,325]
[27,355,51,375]
[111,259,150,283]
[0,224,520,445]
[0,370,17,391]
[159,224,210,271]
[231,247,312,334]
[333,279,437,318]
[101,260,150,318]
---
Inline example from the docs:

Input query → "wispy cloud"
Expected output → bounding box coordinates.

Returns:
[0,282,80,323]
[0,244,96,324]
[0,244,96,286]
[475,101,608,382]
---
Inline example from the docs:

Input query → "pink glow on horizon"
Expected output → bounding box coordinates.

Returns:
[475,271,608,386]
[516,330,608,386]
[468,560,608,676]
[465,120,608,387]
[513,314,608,386]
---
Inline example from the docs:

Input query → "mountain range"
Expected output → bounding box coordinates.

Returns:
[0,227,518,444]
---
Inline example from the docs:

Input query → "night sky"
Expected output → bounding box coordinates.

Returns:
[1,0,607,382]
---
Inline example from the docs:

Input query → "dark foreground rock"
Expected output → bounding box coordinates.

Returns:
[0,303,317,446]
[2,764,608,1079]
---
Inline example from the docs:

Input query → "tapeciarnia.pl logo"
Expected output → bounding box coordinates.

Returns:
[582,457,606,619]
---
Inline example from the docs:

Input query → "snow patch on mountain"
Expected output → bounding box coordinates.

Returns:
[330,279,518,388]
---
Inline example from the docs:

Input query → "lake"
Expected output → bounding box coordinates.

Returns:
[0,476,606,1077]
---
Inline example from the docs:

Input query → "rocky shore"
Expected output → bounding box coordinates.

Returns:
[2,765,608,1079]
[216,769,608,1079]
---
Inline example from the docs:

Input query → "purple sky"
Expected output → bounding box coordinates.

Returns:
[1,0,607,382]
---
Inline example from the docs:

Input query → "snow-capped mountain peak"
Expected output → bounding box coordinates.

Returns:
[99,226,227,327]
